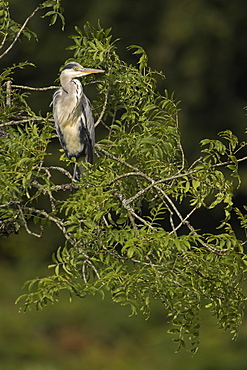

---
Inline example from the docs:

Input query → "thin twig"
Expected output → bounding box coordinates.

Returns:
[43,166,74,180]
[108,103,118,140]
[169,206,198,235]
[124,181,155,206]
[82,261,88,285]
[11,84,58,91]
[85,258,100,279]
[18,204,43,238]
[96,145,152,181]
[98,144,247,187]
[6,80,12,106]
[94,90,109,128]
[107,172,146,186]
[0,117,54,128]
[114,191,156,230]
[20,203,100,275]
[158,190,229,255]
[0,5,10,50]
[21,205,75,244]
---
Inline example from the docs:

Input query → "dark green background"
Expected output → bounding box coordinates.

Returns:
[1,0,247,368]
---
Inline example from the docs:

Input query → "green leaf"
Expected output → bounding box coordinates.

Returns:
[42,1,56,6]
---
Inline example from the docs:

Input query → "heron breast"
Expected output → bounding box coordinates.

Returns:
[61,122,83,157]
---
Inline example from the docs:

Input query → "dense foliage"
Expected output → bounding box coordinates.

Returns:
[1,0,247,353]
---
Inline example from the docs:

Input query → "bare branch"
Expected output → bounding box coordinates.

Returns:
[108,104,118,140]
[21,205,75,245]
[94,89,109,128]
[11,84,59,91]
[114,191,156,230]
[85,259,100,280]
[18,205,43,238]
[124,181,155,206]
[41,166,74,180]
[96,145,152,181]
[107,172,148,186]
[0,117,53,128]
[169,206,198,235]
[0,30,8,51]
[82,261,88,285]
[6,80,12,106]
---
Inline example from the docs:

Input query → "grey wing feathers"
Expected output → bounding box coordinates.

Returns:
[80,95,95,164]
[82,95,95,146]
[51,88,61,108]
[51,88,68,155]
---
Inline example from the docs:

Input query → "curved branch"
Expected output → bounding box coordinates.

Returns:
[94,89,109,128]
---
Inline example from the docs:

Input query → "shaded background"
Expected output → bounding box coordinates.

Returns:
[1,0,247,368]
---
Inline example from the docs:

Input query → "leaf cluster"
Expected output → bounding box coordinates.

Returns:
[0,0,37,46]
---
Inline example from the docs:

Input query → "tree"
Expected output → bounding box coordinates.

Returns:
[0,0,247,353]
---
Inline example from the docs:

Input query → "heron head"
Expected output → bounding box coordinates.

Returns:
[61,62,104,79]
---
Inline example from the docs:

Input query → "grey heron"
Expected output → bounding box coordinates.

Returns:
[52,62,104,181]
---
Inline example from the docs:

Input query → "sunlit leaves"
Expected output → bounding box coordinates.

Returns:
[41,0,65,30]
[0,0,38,53]
[0,121,52,203]
[127,45,149,73]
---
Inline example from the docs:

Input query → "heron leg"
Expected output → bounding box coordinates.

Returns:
[71,163,80,181]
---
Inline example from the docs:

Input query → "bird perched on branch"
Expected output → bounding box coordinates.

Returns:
[52,62,104,180]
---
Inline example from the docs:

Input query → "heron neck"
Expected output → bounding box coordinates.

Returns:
[60,75,82,96]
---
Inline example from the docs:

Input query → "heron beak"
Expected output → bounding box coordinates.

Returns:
[80,68,105,76]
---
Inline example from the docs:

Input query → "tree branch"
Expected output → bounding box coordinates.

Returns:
[11,84,58,91]
[94,89,109,128]
[0,117,54,128]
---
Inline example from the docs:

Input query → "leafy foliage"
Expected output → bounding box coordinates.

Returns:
[1,2,247,354]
